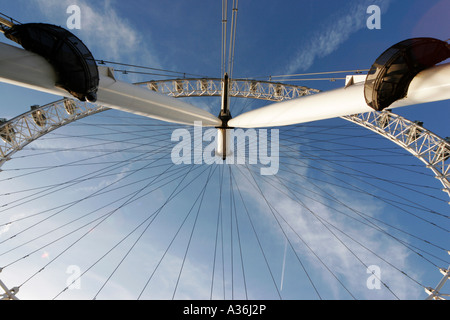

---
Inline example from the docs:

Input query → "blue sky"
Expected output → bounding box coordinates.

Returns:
[0,0,449,300]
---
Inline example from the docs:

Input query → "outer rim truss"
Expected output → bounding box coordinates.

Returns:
[135,78,321,101]
[342,111,450,202]
[0,98,108,166]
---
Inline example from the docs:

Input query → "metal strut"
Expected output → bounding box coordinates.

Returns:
[216,73,233,160]
[219,73,232,125]
[0,270,19,300]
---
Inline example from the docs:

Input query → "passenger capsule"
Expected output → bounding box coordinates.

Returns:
[30,105,47,127]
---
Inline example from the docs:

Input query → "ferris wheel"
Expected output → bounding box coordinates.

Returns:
[0,4,449,300]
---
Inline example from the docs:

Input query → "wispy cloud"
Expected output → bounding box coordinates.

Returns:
[32,0,160,69]
[234,163,422,299]
[284,0,392,74]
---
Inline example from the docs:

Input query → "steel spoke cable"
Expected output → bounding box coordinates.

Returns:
[0,160,174,212]
[230,167,284,299]
[279,130,436,176]
[91,162,203,300]
[0,131,176,209]
[239,164,400,300]
[276,149,448,209]
[282,121,424,153]
[0,164,186,265]
[231,85,258,116]
[15,159,179,291]
[276,133,417,163]
[0,128,175,183]
[0,117,199,238]
[2,133,176,184]
[221,0,228,76]
[1,98,447,300]
[236,165,355,299]
[210,165,225,299]
[67,117,181,139]
[0,164,196,257]
[228,167,248,299]
[277,154,450,231]
[0,145,172,216]
[1,116,180,170]
[0,161,171,250]
[278,143,427,177]
[280,156,447,210]
[15,144,173,160]
[274,150,447,217]
[177,125,446,222]
[137,164,218,300]
[0,157,171,178]
[10,127,176,160]
[235,164,325,299]
[40,162,199,263]
[28,121,179,152]
[273,164,449,258]
[323,204,442,288]
[273,163,434,292]
[7,145,195,290]
[232,132,446,296]
[279,135,431,176]
[274,144,449,266]
[262,165,448,270]
[277,148,444,198]
[318,214,432,291]
[172,165,216,299]
[89,131,215,300]
[228,166,235,299]
[279,155,430,180]
[233,121,422,168]
[0,145,177,244]
[95,59,208,79]
[220,167,226,298]
[278,140,450,219]
[43,120,177,137]
[279,134,425,164]
[29,130,171,151]
[37,125,177,143]
[242,68,369,82]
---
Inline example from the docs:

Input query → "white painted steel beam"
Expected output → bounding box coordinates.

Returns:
[0,42,221,127]
[228,63,450,128]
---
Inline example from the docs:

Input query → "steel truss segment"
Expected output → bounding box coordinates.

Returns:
[0,99,107,165]
[137,78,321,102]
[342,111,450,201]
[0,279,19,300]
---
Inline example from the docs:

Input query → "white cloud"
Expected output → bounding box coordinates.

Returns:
[284,0,392,74]
[33,0,160,69]
[232,161,423,299]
